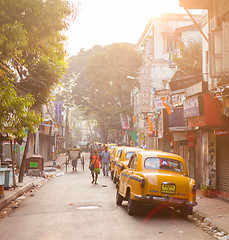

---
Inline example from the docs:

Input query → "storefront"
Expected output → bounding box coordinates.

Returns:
[185,94,229,189]
[215,130,229,194]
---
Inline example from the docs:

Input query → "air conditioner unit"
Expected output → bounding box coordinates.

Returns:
[210,16,222,31]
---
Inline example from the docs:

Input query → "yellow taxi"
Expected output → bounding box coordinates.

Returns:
[110,146,125,181]
[116,150,197,217]
[106,143,117,155]
[113,147,144,185]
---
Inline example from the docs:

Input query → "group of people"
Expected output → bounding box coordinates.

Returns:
[89,144,111,184]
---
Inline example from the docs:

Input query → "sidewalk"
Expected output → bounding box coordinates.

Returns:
[191,190,229,239]
[0,154,67,213]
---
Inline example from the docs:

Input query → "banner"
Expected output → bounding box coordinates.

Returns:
[54,101,62,123]
[161,97,172,115]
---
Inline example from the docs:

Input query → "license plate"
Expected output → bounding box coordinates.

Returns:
[161,184,176,194]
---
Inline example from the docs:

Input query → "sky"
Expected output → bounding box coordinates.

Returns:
[66,0,190,56]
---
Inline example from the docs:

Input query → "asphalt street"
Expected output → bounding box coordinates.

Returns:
[0,153,213,240]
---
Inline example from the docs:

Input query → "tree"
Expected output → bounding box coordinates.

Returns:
[0,0,79,182]
[173,38,202,76]
[59,43,142,141]
[0,78,40,186]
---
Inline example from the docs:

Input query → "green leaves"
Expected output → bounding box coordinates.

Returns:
[0,78,40,140]
[173,38,202,75]
[60,43,142,140]
[0,0,78,140]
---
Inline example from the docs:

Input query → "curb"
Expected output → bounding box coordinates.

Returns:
[0,183,34,211]
[190,211,229,239]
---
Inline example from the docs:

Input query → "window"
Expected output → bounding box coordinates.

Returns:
[130,155,138,170]
[125,152,135,160]
[144,157,184,173]
[118,150,122,159]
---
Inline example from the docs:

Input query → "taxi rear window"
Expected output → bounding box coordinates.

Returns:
[109,145,116,149]
[125,152,135,159]
[144,157,184,173]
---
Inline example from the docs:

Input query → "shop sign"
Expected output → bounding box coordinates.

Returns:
[154,98,165,111]
[188,116,205,127]
[214,129,229,136]
[185,81,208,98]
[169,75,203,92]
[171,93,185,107]
[183,95,204,118]
[139,67,151,113]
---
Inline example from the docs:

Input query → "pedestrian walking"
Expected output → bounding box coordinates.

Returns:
[98,144,103,158]
[89,148,101,184]
[101,146,110,176]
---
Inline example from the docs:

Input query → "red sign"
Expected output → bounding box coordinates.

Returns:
[214,130,229,136]
[121,131,125,136]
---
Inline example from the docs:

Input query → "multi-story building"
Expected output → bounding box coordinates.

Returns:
[179,0,229,195]
[135,13,201,150]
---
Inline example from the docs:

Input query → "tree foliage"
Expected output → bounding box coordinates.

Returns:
[59,43,142,141]
[0,0,78,182]
[0,0,78,106]
[173,38,202,76]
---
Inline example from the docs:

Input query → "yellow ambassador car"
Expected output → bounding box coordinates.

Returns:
[116,150,197,217]
[113,147,144,185]
[110,146,125,180]
[106,143,117,155]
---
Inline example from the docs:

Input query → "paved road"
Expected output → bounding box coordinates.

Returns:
[0,153,213,240]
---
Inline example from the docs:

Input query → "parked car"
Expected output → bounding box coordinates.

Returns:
[110,146,125,180]
[113,147,144,185]
[116,150,197,217]
[106,143,117,155]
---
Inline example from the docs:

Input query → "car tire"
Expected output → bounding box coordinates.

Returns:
[180,206,193,218]
[113,175,117,184]
[111,171,114,181]
[127,194,137,215]
[116,190,123,206]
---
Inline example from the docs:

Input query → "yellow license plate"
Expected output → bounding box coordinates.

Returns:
[161,184,176,194]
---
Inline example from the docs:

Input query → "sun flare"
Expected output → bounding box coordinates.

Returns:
[66,0,184,55]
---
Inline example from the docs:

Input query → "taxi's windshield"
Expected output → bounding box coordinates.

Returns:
[144,157,184,173]
[125,152,135,159]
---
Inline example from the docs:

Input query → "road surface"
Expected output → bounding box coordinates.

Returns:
[0,153,213,240]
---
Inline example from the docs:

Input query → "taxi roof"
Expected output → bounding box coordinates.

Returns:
[138,150,185,164]
[122,147,144,153]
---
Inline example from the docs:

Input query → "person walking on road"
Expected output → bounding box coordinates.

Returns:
[89,148,101,184]
[101,146,110,176]
[98,144,103,158]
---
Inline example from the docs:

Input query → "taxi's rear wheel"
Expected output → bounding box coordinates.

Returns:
[127,194,137,215]
[116,190,123,206]
[111,171,114,180]
[180,206,193,218]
